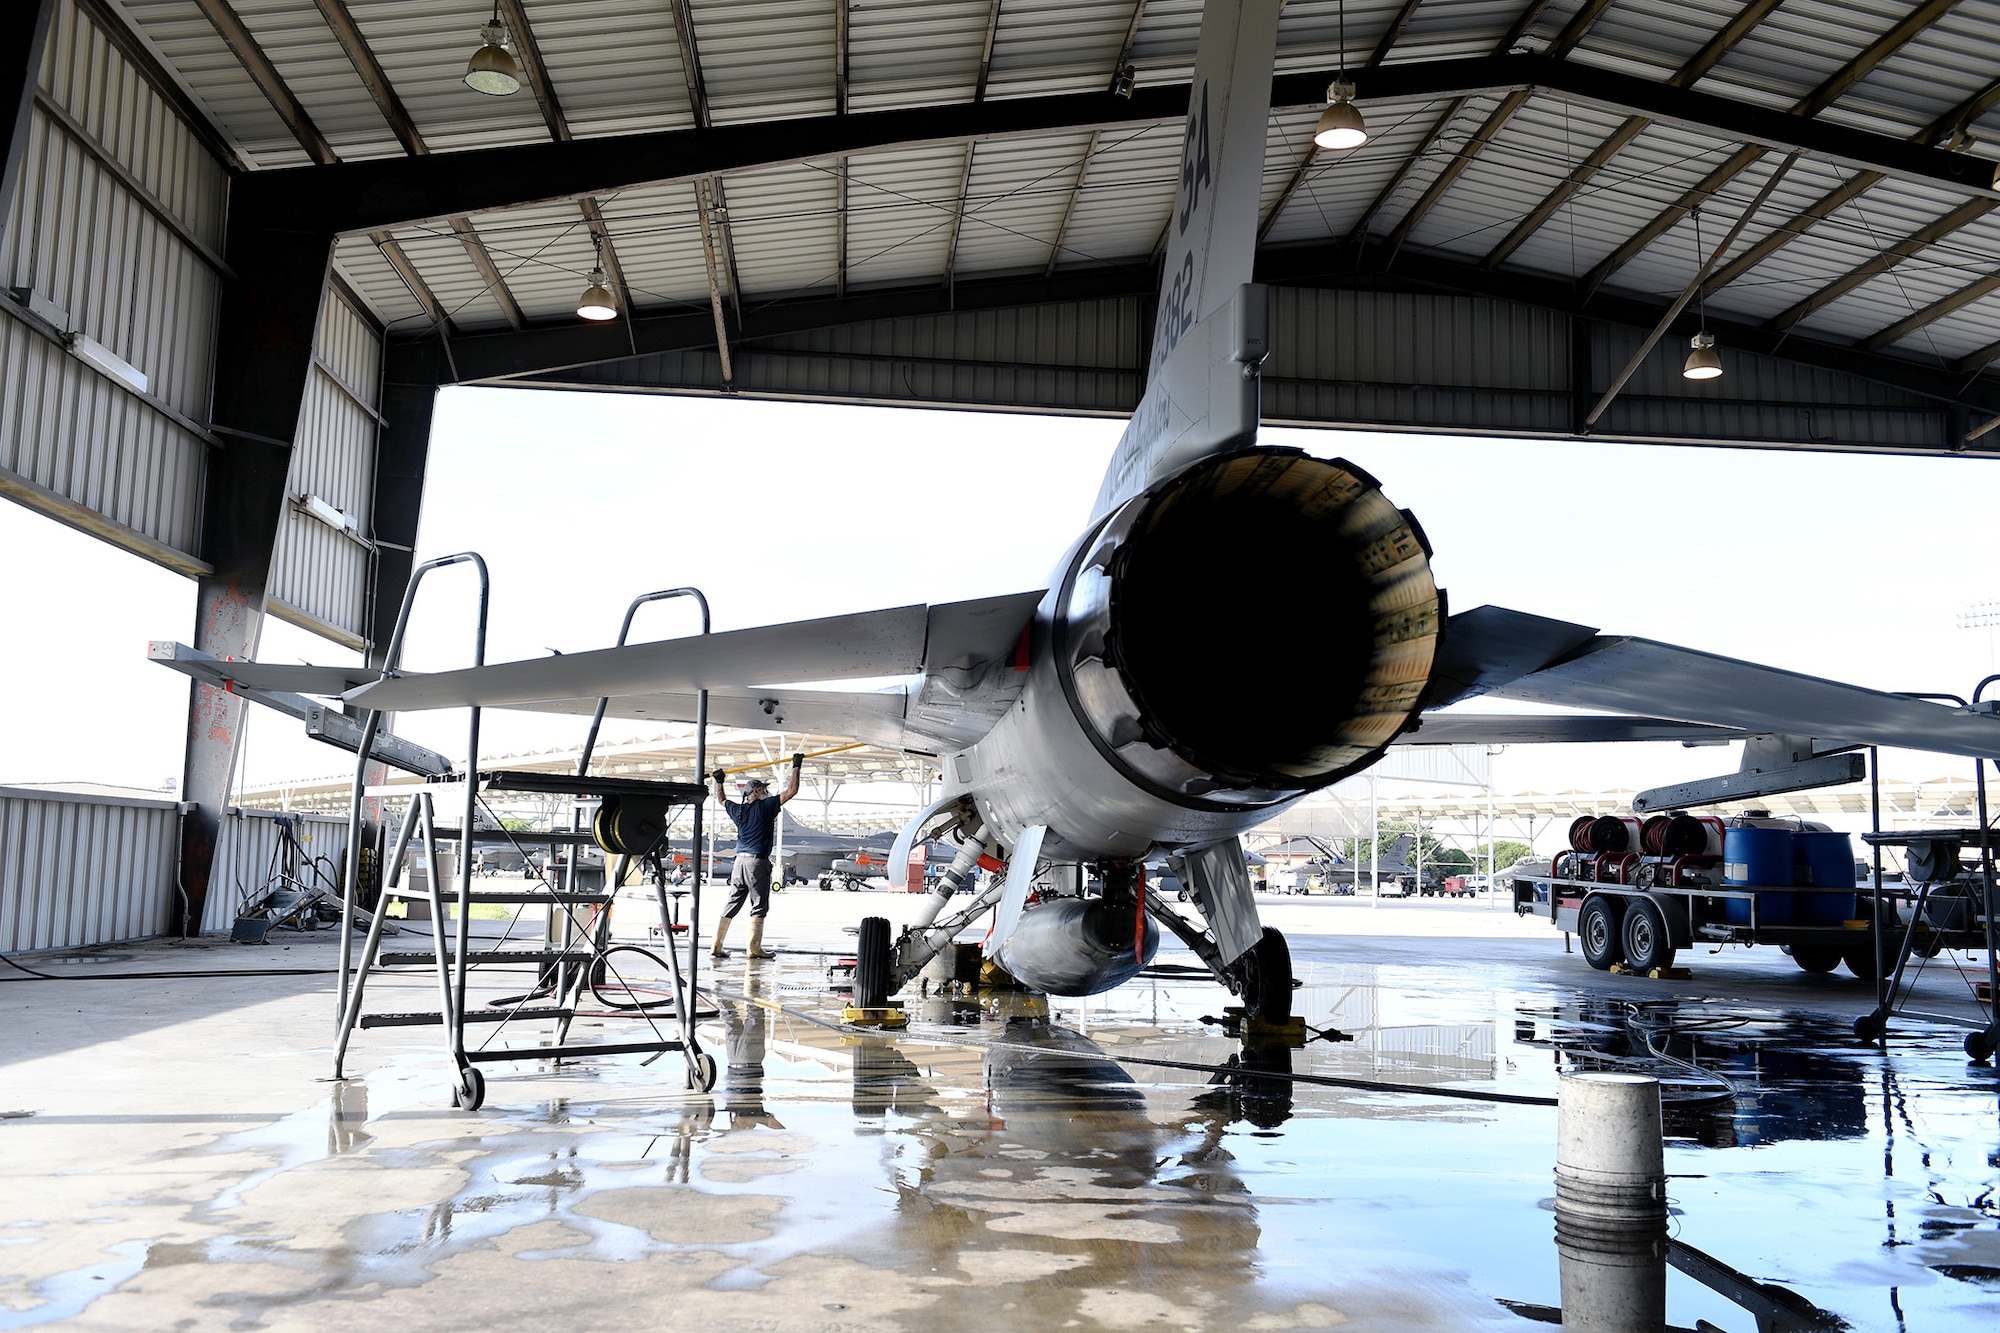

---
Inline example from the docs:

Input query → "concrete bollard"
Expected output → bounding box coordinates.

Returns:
[1555,1073,1668,1332]
[1556,1072,1666,1224]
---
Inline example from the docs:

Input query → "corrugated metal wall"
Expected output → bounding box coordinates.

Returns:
[201,809,351,935]
[535,282,1954,453]
[542,296,1146,414]
[0,786,180,952]
[0,788,350,951]
[268,287,382,647]
[0,0,225,569]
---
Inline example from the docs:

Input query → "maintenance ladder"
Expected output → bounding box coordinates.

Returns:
[331,558,719,1108]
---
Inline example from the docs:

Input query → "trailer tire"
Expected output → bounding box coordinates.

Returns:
[1621,898,1674,973]
[1788,943,1843,973]
[1579,895,1623,971]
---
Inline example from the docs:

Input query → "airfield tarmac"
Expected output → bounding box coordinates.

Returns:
[2,891,1997,1331]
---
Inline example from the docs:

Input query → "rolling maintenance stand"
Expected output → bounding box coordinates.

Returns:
[1848,677,2000,1060]
[331,558,720,1108]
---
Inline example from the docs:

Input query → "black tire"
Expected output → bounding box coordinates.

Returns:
[1238,927,1294,1022]
[1964,1029,1996,1063]
[1579,895,1623,970]
[451,1065,485,1111]
[1789,943,1844,973]
[1841,938,1882,982]
[685,1050,718,1092]
[1853,1012,1887,1041]
[1621,898,1675,973]
[854,916,893,1009]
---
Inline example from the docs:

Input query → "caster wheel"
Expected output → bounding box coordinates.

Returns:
[451,1065,485,1111]
[1966,1030,1997,1063]
[1852,1013,1886,1041]
[686,1051,718,1092]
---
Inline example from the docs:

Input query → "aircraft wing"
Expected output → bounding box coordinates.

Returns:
[1437,605,2000,761]
[487,685,912,749]
[342,589,1043,751]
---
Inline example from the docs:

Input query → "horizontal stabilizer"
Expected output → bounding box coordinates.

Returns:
[1490,636,2000,761]
[346,590,1041,713]
[1421,606,1599,711]
[1400,713,1745,746]
[148,642,378,697]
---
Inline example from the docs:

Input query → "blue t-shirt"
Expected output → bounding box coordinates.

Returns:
[724,795,782,856]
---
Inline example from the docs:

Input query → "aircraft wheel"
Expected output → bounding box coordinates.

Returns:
[854,916,892,1010]
[451,1065,485,1112]
[1238,927,1294,1022]
[1789,943,1844,973]
[1578,896,1623,971]
[1621,898,1674,973]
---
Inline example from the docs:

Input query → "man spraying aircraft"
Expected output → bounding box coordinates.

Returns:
[709,752,802,960]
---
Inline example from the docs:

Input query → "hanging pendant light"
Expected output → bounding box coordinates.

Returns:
[1683,331,1722,380]
[577,235,617,321]
[464,3,521,96]
[1314,0,1367,150]
[1315,81,1368,150]
[1682,206,1723,381]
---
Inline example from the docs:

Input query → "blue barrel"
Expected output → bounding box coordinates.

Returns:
[1724,827,1793,886]
[1724,827,1794,926]
[1795,831,1857,924]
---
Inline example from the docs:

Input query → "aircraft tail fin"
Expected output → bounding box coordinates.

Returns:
[1091,0,1282,519]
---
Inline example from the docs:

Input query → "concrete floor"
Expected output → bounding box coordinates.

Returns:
[3,892,1998,1331]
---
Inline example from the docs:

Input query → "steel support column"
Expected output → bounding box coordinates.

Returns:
[178,220,335,935]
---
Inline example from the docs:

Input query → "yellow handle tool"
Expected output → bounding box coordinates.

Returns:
[717,742,865,777]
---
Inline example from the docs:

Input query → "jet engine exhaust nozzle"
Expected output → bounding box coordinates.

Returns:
[1055,448,1440,805]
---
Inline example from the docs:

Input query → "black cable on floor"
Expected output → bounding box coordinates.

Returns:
[0,952,342,982]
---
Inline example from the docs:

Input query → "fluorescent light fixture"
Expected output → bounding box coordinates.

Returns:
[295,492,359,536]
[69,333,147,394]
[1683,331,1723,381]
[12,286,69,329]
[1314,79,1367,151]
[464,17,521,96]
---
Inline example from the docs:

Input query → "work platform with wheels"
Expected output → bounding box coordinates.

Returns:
[330,559,722,1107]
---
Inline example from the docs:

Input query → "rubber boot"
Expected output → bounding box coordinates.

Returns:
[746,917,777,960]
[710,915,733,958]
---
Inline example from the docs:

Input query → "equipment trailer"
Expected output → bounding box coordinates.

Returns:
[1514,873,1884,980]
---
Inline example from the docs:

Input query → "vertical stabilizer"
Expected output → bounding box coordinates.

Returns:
[1092,0,1281,519]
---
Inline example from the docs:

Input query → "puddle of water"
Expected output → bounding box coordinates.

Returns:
[10,955,1996,1330]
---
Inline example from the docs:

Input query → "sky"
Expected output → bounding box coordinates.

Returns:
[1,386,1996,821]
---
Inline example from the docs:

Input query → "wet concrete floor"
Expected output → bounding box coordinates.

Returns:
[2,896,1997,1331]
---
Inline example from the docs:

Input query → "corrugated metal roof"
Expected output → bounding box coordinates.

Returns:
[82,0,2000,401]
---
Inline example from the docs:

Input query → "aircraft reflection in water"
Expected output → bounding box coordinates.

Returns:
[850,1020,1273,1277]
[1513,1000,1870,1148]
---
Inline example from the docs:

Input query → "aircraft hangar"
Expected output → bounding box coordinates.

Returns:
[5,2,2000,1329]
